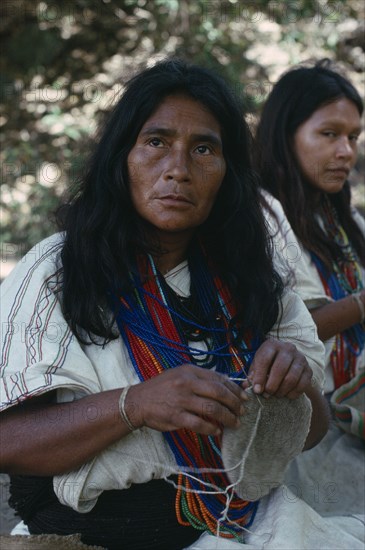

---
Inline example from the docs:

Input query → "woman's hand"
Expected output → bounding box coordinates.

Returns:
[242,339,329,449]
[126,364,247,436]
[244,339,313,399]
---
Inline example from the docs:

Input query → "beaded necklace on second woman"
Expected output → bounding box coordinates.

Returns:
[311,198,365,388]
[114,243,262,539]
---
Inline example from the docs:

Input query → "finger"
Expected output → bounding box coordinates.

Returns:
[169,396,242,432]
[192,378,245,418]
[264,344,299,395]
[179,364,247,404]
[140,395,228,435]
[269,353,311,397]
[239,380,250,399]
[220,374,248,401]
[197,396,243,428]
[285,388,305,400]
[169,410,222,436]
[249,340,278,393]
[196,368,246,401]
[270,357,305,397]
[284,368,313,399]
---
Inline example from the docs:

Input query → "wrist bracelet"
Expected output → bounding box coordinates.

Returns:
[352,291,365,324]
[119,385,138,432]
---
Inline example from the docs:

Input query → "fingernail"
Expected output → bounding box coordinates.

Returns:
[240,390,248,400]
[239,405,245,415]
[253,384,262,393]
[262,392,271,399]
[235,418,241,427]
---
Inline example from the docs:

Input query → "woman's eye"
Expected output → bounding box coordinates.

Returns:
[195,145,212,155]
[149,137,163,147]
[322,131,336,138]
[349,134,359,142]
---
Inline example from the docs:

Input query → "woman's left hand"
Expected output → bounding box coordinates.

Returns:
[244,339,313,399]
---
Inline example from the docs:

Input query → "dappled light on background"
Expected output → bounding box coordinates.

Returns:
[0,0,364,278]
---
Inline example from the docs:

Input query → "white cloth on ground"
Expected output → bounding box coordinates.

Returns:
[284,421,365,516]
[185,486,365,549]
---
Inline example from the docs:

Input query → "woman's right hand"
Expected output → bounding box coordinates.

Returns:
[126,364,247,436]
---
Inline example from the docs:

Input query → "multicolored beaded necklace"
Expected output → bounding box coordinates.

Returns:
[311,199,365,388]
[114,245,261,538]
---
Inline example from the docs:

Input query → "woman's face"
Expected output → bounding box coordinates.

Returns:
[127,94,226,242]
[293,98,361,194]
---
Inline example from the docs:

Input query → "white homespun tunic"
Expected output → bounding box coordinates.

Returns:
[262,190,365,393]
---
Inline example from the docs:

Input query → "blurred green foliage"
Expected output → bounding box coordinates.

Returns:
[1,0,364,251]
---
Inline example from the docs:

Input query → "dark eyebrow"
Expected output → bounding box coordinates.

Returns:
[318,120,362,134]
[193,133,223,148]
[140,126,223,148]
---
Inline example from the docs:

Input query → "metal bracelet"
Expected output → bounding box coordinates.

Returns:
[119,385,138,432]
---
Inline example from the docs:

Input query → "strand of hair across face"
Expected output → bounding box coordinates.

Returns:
[311,199,364,388]
[114,247,261,538]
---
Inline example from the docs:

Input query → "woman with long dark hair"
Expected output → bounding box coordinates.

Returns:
[256,59,364,517]
[0,59,347,549]
[257,60,364,391]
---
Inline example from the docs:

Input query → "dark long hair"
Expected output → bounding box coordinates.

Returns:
[255,59,365,269]
[57,58,282,345]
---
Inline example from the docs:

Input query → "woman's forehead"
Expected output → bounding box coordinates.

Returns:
[140,94,221,135]
[305,98,361,130]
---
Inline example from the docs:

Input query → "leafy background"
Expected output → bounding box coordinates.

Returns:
[1,0,364,271]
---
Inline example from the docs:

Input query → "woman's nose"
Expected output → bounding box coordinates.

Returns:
[163,147,191,183]
[335,136,355,160]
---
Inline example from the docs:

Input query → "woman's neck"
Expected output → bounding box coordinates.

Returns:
[149,229,195,275]
[153,249,188,275]
[306,186,327,209]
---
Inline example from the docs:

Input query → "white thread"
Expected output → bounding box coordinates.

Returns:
[106,443,260,537]
[230,348,264,408]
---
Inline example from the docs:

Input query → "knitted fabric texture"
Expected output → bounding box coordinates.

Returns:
[221,388,312,500]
